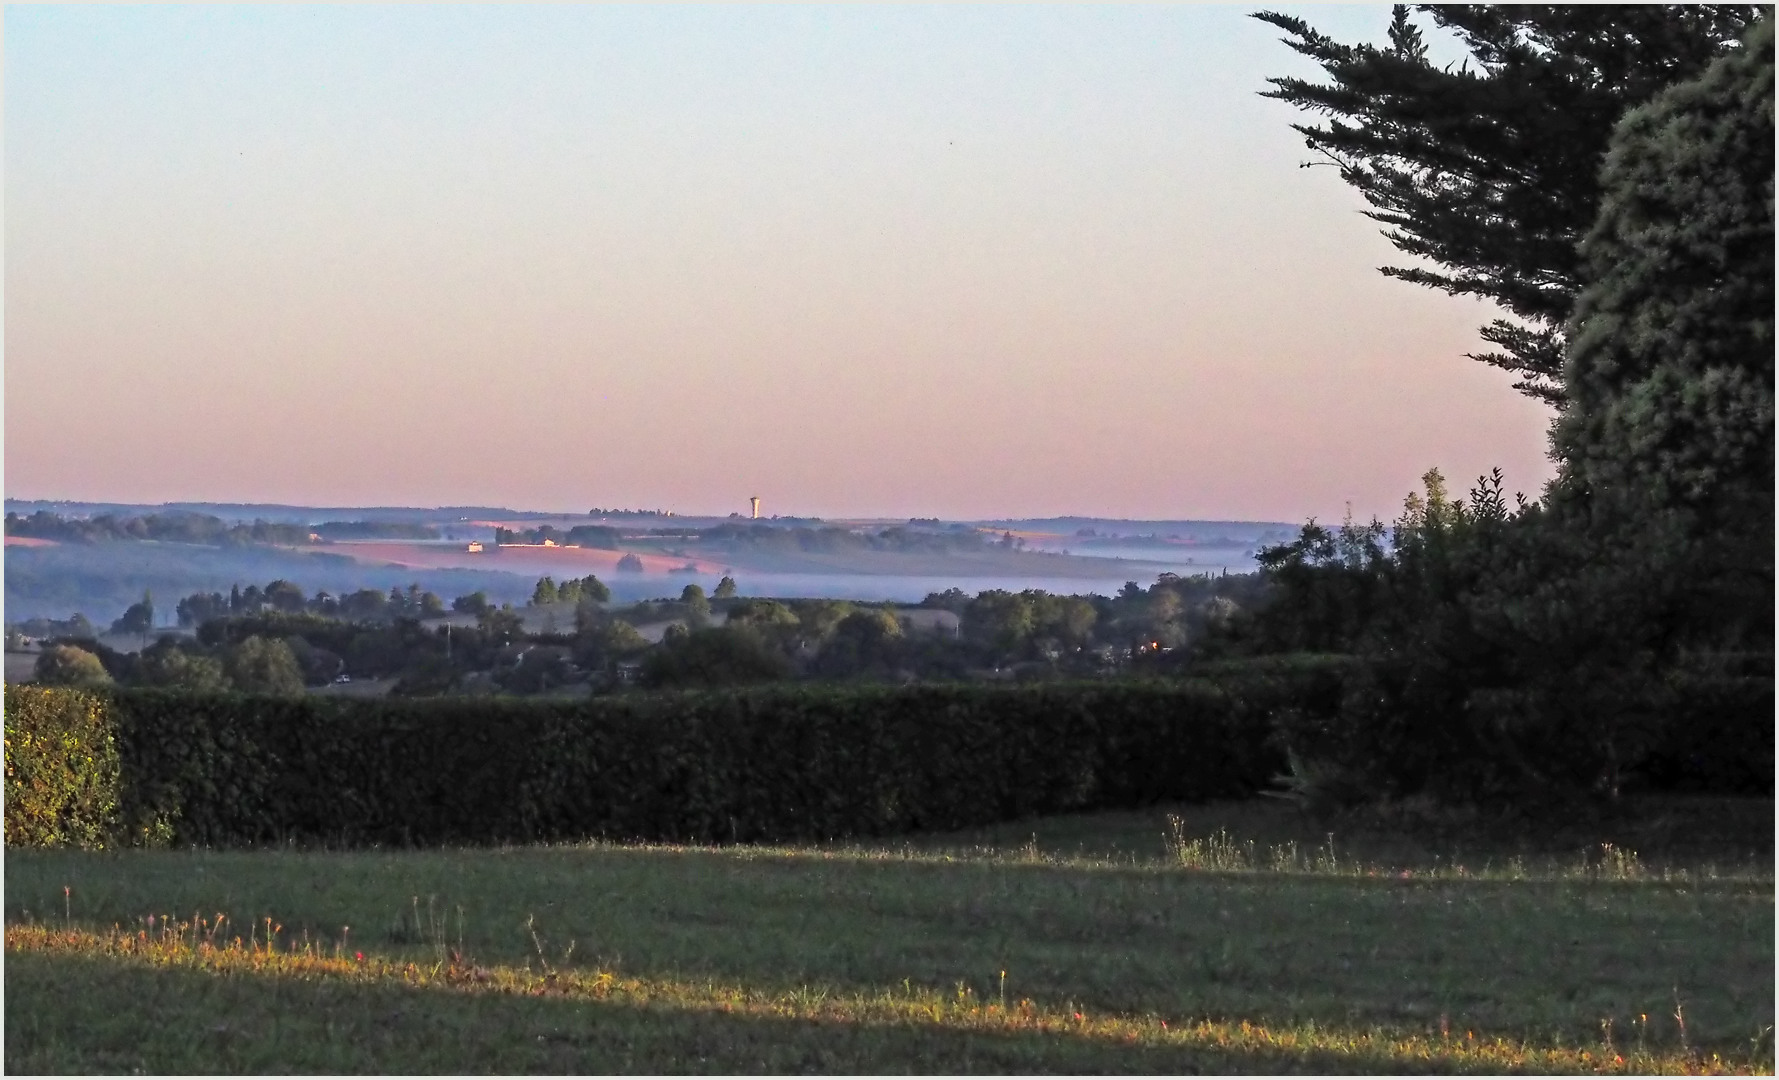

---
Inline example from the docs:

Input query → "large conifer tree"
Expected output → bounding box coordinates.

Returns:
[1255,5,1759,406]
[1554,16,1774,651]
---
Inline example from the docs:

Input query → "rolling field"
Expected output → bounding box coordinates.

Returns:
[322,541,729,577]
[323,539,1181,582]
[5,800,1772,1073]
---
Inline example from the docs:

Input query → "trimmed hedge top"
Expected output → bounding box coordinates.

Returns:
[6,681,1288,849]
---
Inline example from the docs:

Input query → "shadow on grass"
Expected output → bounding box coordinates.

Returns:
[8,839,1773,1055]
[4,950,1636,1075]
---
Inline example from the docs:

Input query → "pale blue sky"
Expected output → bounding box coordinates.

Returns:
[5,5,1550,521]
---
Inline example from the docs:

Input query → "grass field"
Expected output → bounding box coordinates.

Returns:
[6,799,1772,1073]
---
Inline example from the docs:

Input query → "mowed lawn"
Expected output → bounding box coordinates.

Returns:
[5,800,1772,1074]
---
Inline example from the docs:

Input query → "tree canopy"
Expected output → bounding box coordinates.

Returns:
[33,645,113,688]
[1552,14,1775,651]
[1556,16,1774,526]
[1255,4,1760,404]
[109,592,155,636]
[223,635,305,696]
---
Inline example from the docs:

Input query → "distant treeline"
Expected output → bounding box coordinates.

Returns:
[15,567,1265,697]
[497,522,1004,555]
[2,540,533,625]
[311,521,441,541]
[172,580,449,625]
[495,525,621,548]
[687,523,988,555]
[5,510,310,547]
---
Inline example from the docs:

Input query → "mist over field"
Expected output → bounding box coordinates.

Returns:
[2,539,537,624]
[2,499,1288,626]
[3,11,1771,1077]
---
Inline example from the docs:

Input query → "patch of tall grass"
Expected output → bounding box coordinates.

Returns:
[8,922,1758,1075]
[1162,815,1734,882]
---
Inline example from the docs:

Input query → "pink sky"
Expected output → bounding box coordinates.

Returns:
[4,7,1555,523]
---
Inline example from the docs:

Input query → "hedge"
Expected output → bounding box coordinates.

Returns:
[5,681,1292,849]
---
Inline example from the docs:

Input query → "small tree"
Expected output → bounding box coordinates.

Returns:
[264,580,307,613]
[680,584,710,630]
[176,591,227,627]
[223,635,305,696]
[34,645,113,688]
[795,599,855,644]
[814,610,904,678]
[134,642,230,693]
[111,592,154,636]
[530,577,559,607]
[478,605,525,643]
[726,598,800,636]
[962,590,1035,656]
[340,589,389,621]
[713,576,738,599]
[641,625,791,689]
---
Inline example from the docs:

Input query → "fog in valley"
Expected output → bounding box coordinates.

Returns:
[3,500,1290,629]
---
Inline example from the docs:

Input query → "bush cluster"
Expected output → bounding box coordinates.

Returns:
[6,681,1304,849]
[3,687,120,848]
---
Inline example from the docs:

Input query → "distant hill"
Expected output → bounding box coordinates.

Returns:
[2,500,1288,624]
[980,517,1299,539]
[1,500,577,525]
[2,541,536,625]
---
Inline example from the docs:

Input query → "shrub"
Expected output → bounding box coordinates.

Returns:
[3,687,120,848]
[34,645,114,689]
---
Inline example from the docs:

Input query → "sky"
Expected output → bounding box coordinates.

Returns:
[4,5,1556,523]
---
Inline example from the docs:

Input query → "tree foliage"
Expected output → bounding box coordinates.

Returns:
[452,591,492,616]
[3,509,312,547]
[134,639,231,693]
[3,687,121,849]
[641,626,791,689]
[813,610,906,679]
[1552,15,1775,651]
[109,592,155,636]
[34,645,114,689]
[222,635,305,696]
[1255,4,1759,403]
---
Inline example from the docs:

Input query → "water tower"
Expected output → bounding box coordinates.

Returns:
[750,496,761,519]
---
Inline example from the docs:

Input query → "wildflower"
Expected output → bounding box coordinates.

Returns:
[355,951,365,962]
